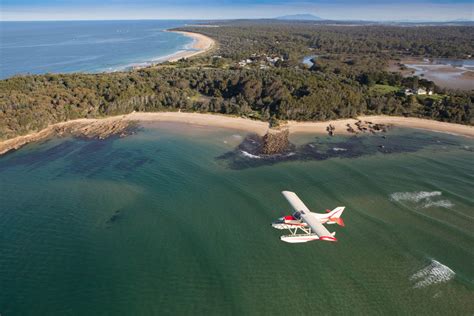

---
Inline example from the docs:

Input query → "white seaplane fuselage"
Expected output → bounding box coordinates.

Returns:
[272,212,343,242]
[272,191,345,243]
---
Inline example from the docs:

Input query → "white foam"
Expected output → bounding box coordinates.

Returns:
[240,150,261,159]
[390,191,442,202]
[103,49,191,73]
[422,200,454,209]
[390,191,453,209]
[410,260,455,288]
[332,147,347,152]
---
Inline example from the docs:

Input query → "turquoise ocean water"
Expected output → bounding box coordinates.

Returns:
[0,20,192,79]
[0,123,473,314]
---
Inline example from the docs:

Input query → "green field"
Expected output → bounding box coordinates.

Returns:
[369,84,401,95]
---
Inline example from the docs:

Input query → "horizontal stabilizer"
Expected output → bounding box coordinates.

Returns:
[330,217,345,227]
[327,206,345,218]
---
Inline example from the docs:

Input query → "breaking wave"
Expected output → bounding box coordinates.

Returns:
[332,147,347,152]
[240,150,261,159]
[390,191,453,209]
[390,191,442,202]
[410,260,455,288]
[422,200,454,209]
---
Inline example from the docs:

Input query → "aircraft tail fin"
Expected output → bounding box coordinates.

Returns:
[332,217,345,227]
[327,207,345,226]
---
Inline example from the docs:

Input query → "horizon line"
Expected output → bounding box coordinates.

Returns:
[2,17,473,23]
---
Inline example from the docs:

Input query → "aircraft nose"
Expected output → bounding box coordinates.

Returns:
[272,219,284,225]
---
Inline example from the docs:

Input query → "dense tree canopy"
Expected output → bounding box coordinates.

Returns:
[1,21,473,140]
[176,22,473,61]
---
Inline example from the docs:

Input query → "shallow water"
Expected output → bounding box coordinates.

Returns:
[302,54,318,67]
[429,58,474,70]
[0,20,192,78]
[404,58,474,90]
[0,123,473,314]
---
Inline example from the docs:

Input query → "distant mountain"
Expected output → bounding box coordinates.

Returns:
[276,14,322,21]
[448,18,473,22]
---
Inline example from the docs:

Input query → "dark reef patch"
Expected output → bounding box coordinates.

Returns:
[217,131,461,169]
[0,140,78,172]
[0,126,153,177]
[64,141,154,177]
[105,209,124,227]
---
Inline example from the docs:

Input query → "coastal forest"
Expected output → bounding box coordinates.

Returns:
[1,21,473,140]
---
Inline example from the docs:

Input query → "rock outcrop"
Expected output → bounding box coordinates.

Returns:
[0,117,136,156]
[346,120,390,135]
[260,129,290,155]
[53,119,134,140]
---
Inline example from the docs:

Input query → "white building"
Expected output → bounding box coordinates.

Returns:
[404,88,433,96]
[416,88,427,95]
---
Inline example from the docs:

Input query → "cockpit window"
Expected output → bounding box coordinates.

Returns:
[292,211,302,220]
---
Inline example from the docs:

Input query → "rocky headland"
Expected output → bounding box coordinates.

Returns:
[0,117,136,156]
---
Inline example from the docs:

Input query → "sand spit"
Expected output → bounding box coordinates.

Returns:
[388,58,474,90]
[1,112,473,156]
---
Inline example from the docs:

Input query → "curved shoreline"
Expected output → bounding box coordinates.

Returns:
[124,30,215,70]
[164,31,216,62]
[1,112,473,156]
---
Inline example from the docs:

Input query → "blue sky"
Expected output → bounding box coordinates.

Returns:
[1,0,473,21]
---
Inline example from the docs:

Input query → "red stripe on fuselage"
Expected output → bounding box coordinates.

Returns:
[319,236,337,242]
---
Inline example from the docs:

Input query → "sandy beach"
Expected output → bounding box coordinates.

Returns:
[287,115,474,138]
[127,31,215,69]
[1,112,473,156]
[129,112,474,138]
[165,31,215,62]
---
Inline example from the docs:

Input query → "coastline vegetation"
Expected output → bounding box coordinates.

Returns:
[1,21,473,141]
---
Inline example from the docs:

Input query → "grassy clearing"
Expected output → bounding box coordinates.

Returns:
[417,94,446,101]
[369,84,400,95]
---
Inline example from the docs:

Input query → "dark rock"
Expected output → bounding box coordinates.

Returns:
[106,209,123,227]
[326,124,335,136]
[217,131,460,170]
[260,129,290,155]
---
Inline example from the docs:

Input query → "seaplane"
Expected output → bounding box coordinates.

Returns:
[272,191,345,243]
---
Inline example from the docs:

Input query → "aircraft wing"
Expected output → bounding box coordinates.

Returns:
[300,212,335,240]
[282,191,311,213]
[282,191,336,241]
